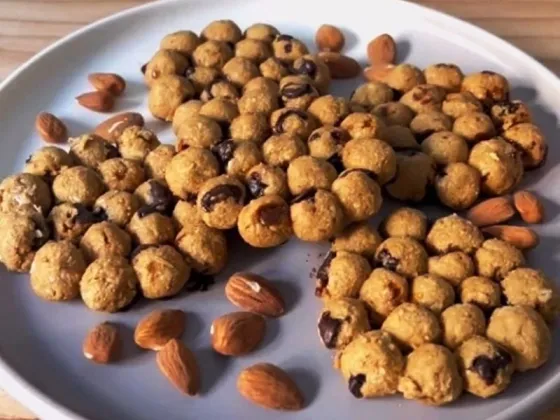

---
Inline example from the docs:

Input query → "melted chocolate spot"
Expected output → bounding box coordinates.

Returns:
[291,188,317,204]
[258,204,287,226]
[273,109,308,134]
[247,172,268,198]
[315,251,336,296]
[186,192,198,204]
[75,205,108,225]
[211,140,236,165]
[470,350,512,385]
[376,249,399,271]
[348,374,366,398]
[138,181,175,217]
[281,83,313,99]
[200,184,244,212]
[186,271,215,292]
[104,143,120,159]
[318,311,342,349]
[284,43,293,53]
[141,63,148,74]
[294,59,317,79]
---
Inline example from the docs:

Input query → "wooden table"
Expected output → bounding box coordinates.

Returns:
[0,0,559,418]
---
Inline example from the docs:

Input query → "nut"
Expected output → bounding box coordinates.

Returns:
[513,190,544,224]
[367,33,397,65]
[363,64,395,82]
[76,91,115,112]
[315,24,345,52]
[93,112,145,142]
[482,225,539,250]
[466,197,515,227]
[134,309,185,351]
[225,272,285,317]
[211,312,265,356]
[156,339,200,396]
[317,52,361,79]
[35,112,68,144]
[88,72,127,96]
[82,322,120,364]
[237,363,304,411]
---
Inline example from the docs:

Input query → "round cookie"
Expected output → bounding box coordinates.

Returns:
[400,84,446,114]
[426,214,484,255]
[317,298,370,349]
[244,23,280,43]
[244,76,280,96]
[461,70,510,104]
[23,146,74,181]
[94,191,140,227]
[409,111,452,140]
[192,40,233,68]
[307,95,350,126]
[474,239,525,281]
[160,30,200,56]
[271,34,309,63]
[144,144,175,185]
[452,112,496,144]
[202,19,242,43]
[315,251,371,299]
[331,170,382,222]
[262,134,307,168]
[307,126,349,170]
[52,166,105,206]
[385,151,435,203]
[411,274,455,315]
[259,57,290,81]
[359,268,409,324]
[502,123,547,169]
[30,241,86,301]
[98,158,145,192]
[339,112,385,140]
[421,131,469,166]
[230,114,270,144]
[490,100,531,131]
[424,63,464,92]
[384,64,426,96]
[172,100,203,133]
[200,79,240,103]
[440,304,486,349]
[212,140,263,179]
[0,173,51,215]
[143,49,190,87]
[290,189,345,242]
[185,66,221,94]
[486,306,551,371]
[222,57,260,88]
[117,126,160,162]
[148,75,195,121]
[127,211,176,246]
[237,88,279,115]
[349,82,393,111]
[237,195,292,248]
[380,207,428,241]
[287,156,337,196]
[468,138,524,196]
[49,203,106,242]
[331,222,382,261]
[176,115,223,150]
[341,138,396,185]
[245,163,289,199]
[501,268,559,322]
[375,237,428,279]
[292,55,331,94]
[378,125,419,151]
[334,331,404,398]
[175,222,228,275]
[165,148,220,200]
[373,101,415,127]
[79,221,131,262]
[428,251,475,287]
[442,92,483,119]
[398,343,463,406]
[199,98,239,125]
[456,335,514,399]
[235,38,272,64]
[270,108,318,140]
[459,276,502,312]
[80,256,138,312]
[435,162,481,210]
[132,244,190,299]
[381,303,442,350]
[69,134,119,169]
[197,175,246,230]
[279,75,319,110]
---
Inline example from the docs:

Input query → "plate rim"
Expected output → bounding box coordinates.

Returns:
[0,0,559,419]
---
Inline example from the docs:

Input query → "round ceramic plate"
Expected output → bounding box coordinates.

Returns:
[1,0,559,419]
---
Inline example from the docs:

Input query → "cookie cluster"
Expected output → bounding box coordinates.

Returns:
[317,210,557,405]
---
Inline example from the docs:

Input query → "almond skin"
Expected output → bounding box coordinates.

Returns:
[134,309,185,351]
[367,33,397,65]
[513,190,544,224]
[363,64,395,82]
[225,272,285,317]
[83,322,120,364]
[88,72,126,96]
[76,91,115,112]
[237,363,304,411]
[315,24,345,53]
[156,339,200,396]
[211,312,265,356]
[466,197,515,227]
[482,225,539,250]
[317,52,361,79]
[94,112,145,142]
[35,112,68,144]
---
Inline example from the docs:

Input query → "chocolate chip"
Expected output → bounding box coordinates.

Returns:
[75,205,108,225]
[258,204,287,226]
[318,311,342,349]
[376,249,399,271]
[140,181,175,216]
[330,129,347,144]
[104,143,120,159]
[281,83,313,99]
[470,350,512,385]
[273,109,308,134]
[186,192,198,204]
[141,63,148,74]
[348,374,366,398]
[137,204,160,218]
[186,271,215,292]
[315,251,336,296]
[247,172,268,198]
[291,188,317,204]
[211,140,236,165]
[294,59,317,79]
[200,184,244,212]
[283,43,293,54]
[25,155,32,164]
[276,34,294,42]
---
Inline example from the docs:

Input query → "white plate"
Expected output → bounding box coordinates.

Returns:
[1,0,559,419]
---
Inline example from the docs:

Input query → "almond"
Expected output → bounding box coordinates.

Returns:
[211,312,265,356]
[482,225,539,250]
[35,112,68,144]
[466,197,515,227]
[225,272,285,317]
[367,33,397,65]
[76,91,115,112]
[317,52,361,79]
[134,309,185,351]
[82,322,120,364]
[363,64,395,82]
[315,24,345,53]
[237,363,304,411]
[88,72,126,96]
[94,112,145,142]
[156,339,200,396]
[513,190,544,224]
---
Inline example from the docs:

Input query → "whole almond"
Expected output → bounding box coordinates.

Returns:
[225,272,285,317]
[76,91,115,112]
[513,190,544,224]
[88,72,126,96]
[82,322,120,364]
[237,363,304,411]
[315,24,345,52]
[367,33,397,65]
[156,339,200,396]
[466,197,515,227]
[211,312,265,356]
[363,64,395,82]
[134,309,185,351]
[35,112,68,144]
[317,52,361,79]
[482,225,539,250]
[94,112,145,142]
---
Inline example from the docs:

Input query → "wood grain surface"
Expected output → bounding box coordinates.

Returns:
[0,0,559,419]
